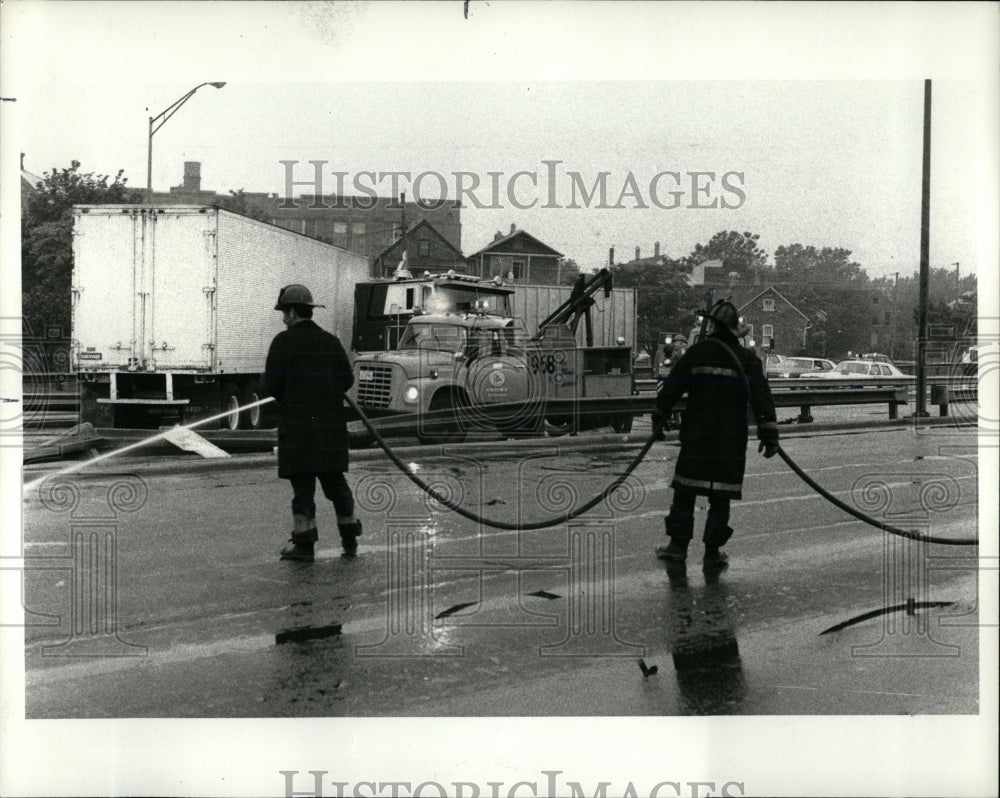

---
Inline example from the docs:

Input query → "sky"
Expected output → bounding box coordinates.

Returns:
[1,3,998,797]
[2,2,997,281]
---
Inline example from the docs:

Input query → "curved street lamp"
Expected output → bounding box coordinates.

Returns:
[146,82,226,198]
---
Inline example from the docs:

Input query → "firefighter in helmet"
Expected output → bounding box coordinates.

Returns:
[652,299,779,568]
[261,284,362,561]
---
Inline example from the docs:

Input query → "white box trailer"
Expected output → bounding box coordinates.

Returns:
[71,205,370,429]
[511,283,637,351]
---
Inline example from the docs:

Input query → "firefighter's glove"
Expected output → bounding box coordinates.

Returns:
[758,440,779,459]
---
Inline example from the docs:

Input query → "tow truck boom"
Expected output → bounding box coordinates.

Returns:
[534,268,615,346]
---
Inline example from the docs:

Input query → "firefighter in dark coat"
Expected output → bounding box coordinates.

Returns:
[653,300,779,568]
[261,284,361,561]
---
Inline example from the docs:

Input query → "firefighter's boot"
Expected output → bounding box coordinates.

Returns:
[655,515,692,562]
[702,517,734,571]
[337,516,363,557]
[280,513,318,561]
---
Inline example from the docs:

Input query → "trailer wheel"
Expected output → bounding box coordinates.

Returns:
[241,380,264,430]
[220,382,242,430]
[418,392,467,445]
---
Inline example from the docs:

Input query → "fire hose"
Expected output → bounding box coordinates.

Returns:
[346,343,978,545]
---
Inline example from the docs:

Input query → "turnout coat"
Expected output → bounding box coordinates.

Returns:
[655,329,778,500]
[261,319,354,478]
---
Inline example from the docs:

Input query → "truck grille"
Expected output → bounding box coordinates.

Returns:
[355,365,393,408]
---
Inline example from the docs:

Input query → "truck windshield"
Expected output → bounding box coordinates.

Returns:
[398,323,468,352]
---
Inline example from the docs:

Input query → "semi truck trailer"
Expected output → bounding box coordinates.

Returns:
[71,205,370,429]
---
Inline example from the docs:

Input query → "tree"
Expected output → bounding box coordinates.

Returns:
[215,189,273,223]
[688,230,770,281]
[611,257,698,350]
[558,258,582,286]
[22,161,142,339]
[772,244,871,358]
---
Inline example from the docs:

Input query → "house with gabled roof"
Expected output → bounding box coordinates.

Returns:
[371,218,467,278]
[466,224,565,285]
[733,285,811,353]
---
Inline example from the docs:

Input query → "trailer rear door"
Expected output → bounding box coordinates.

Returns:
[72,209,142,370]
[146,210,216,370]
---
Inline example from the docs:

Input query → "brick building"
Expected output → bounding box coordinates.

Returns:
[149,161,462,261]
[734,286,810,353]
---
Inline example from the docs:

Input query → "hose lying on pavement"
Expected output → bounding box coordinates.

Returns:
[699,336,979,547]
[345,348,979,546]
[775,445,977,545]
[345,393,659,531]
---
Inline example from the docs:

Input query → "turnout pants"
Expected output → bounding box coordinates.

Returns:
[289,472,355,521]
[665,488,734,548]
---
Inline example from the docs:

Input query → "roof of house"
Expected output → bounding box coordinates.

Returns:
[467,227,563,259]
[373,218,465,262]
[734,285,810,321]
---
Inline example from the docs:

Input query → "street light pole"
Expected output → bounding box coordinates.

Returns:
[146,82,226,200]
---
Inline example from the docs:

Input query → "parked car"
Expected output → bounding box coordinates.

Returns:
[769,356,837,378]
[856,352,895,364]
[799,360,909,380]
[764,353,788,378]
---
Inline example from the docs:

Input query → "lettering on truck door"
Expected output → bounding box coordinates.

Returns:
[465,326,532,407]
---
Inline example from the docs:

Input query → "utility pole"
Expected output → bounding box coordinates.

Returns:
[916,79,931,417]
[954,261,960,302]
[889,271,899,361]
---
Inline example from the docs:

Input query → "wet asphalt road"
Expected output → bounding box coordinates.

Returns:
[20,420,982,718]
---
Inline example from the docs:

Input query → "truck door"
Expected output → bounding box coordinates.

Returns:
[146,211,216,370]
[464,326,534,409]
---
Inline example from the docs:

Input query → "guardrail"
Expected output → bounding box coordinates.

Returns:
[20,372,977,440]
[635,374,978,418]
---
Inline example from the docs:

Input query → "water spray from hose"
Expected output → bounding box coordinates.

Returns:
[23,397,276,492]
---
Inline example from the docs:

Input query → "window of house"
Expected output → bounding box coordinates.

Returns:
[392,223,403,241]
[870,331,879,347]
[489,256,506,278]
[762,298,775,311]
[512,260,525,280]
[762,323,773,348]
[418,239,431,257]
[744,323,754,340]
[884,311,891,325]
[332,221,348,247]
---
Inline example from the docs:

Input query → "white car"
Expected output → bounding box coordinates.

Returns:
[770,356,837,378]
[799,360,909,380]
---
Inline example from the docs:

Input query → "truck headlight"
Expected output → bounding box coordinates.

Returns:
[404,386,420,404]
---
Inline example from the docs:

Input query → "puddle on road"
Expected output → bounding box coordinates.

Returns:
[663,566,748,714]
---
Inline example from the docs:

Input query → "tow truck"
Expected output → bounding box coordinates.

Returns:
[351,269,635,443]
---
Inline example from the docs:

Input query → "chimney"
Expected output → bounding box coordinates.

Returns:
[183,161,201,191]
[655,241,660,257]
[635,247,640,261]
[494,231,504,241]
[510,223,516,234]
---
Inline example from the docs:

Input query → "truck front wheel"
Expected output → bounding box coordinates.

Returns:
[418,392,468,445]
[611,414,633,433]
